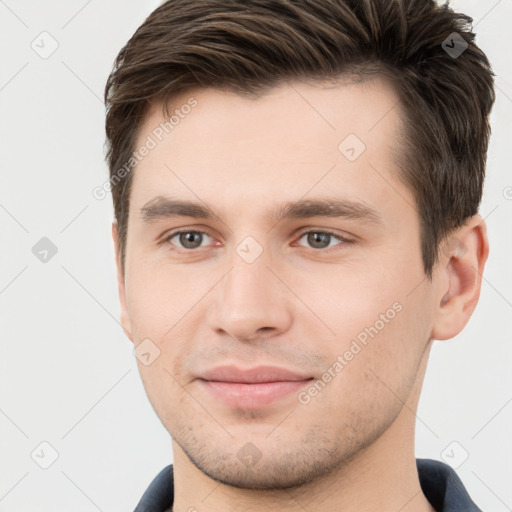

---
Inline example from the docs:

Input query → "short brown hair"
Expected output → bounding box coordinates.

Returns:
[105,0,495,278]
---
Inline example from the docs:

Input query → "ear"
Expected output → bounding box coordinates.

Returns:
[112,220,134,343]
[431,215,489,340]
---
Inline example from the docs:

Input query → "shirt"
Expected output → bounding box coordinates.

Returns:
[134,458,482,512]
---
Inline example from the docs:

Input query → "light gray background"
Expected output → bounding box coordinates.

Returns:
[1,1,511,511]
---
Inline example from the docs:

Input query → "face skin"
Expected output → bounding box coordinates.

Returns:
[113,77,488,512]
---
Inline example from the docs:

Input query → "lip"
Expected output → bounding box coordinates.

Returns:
[199,365,312,383]
[197,365,314,408]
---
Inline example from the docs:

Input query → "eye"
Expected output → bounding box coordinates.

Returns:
[295,230,351,250]
[163,228,352,253]
[165,230,214,251]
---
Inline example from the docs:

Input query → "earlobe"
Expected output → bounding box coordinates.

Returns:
[431,216,489,341]
[112,221,134,343]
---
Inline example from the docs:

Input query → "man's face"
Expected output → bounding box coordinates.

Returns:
[117,78,439,488]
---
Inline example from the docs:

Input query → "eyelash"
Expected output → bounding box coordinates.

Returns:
[162,228,353,253]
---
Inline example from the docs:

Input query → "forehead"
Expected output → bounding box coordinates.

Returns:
[129,77,411,225]
[139,75,401,150]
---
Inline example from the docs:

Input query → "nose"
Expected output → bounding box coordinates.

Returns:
[206,245,293,343]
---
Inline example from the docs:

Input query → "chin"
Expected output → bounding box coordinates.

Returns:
[176,429,365,490]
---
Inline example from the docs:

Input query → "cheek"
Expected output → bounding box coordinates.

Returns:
[300,304,427,433]
[289,264,400,338]
[124,258,202,342]
[305,263,430,389]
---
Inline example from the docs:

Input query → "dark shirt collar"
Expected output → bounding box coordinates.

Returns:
[134,458,482,512]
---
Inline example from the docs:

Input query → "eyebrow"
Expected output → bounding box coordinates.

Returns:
[139,196,383,225]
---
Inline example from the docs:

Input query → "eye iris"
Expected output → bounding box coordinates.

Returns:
[308,232,330,249]
[174,231,336,250]
[180,231,202,249]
